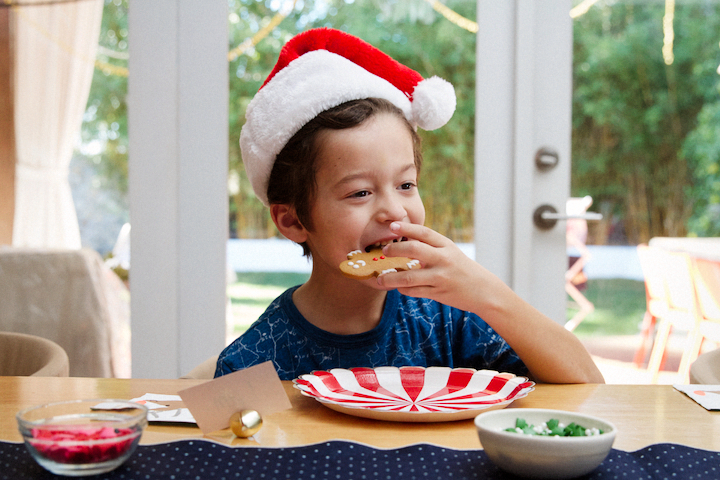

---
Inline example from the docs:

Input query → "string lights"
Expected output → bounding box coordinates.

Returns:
[424,0,477,33]
[227,0,296,62]
[570,0,601,19]
[571,0,676,67]
[662,0,675,65]
[10,1,693,79]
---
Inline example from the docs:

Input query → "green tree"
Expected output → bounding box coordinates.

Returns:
[85,1,720,246]
[683,97,720,237]
[80,0,128,194]
[572,2,720,244]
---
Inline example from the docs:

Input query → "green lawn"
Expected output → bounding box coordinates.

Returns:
[227,272,309,337]
[568,279,646,337]
[227,274,647,338]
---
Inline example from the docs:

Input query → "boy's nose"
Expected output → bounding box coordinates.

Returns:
[376,196,407,223]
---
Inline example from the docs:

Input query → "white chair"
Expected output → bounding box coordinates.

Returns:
[564,197,595,332]
[684,258,720,370]
[634,245,674,367]
[0,331,69,377]
[643,247,701,383]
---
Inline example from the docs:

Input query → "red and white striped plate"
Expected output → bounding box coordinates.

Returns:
[293,366,535,422]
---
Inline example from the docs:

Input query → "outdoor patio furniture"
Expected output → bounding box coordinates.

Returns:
[685,257,720,371]
[634,244,674,368]
[640,245,700,383]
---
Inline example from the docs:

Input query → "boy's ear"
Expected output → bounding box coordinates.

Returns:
[270,204,308,244]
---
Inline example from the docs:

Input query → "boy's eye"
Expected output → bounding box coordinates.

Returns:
[399,182,416,190]
[350,190,370,198]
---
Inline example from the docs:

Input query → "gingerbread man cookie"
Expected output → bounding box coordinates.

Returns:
[340,248,421,280]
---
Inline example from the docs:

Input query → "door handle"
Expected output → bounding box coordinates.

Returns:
[533,204,603,230]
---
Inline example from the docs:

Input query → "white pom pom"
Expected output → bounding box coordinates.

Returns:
[411,76,457,130]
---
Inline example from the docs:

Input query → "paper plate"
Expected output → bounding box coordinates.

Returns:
[293,366,535,422]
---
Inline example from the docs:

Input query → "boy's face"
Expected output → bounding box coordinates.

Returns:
[304,112,425,287]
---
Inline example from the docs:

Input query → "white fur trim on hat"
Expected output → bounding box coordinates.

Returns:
[240,29,456,207]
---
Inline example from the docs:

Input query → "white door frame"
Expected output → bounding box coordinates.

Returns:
[128,1,228,378]
[475,1,572,323]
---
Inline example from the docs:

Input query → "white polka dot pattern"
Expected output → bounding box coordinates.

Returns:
[1,440,719,479]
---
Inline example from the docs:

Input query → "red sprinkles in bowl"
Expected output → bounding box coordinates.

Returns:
[29,425,139,464]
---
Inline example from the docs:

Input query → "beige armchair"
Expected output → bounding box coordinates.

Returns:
[0,248,130,377]
[0,331,69,377]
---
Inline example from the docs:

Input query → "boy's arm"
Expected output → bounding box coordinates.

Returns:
[378,222,605,384]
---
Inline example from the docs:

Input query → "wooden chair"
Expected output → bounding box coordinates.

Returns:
[0,331,69,376]
[643,247,701,383]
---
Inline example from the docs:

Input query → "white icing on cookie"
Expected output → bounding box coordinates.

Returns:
[339,248,422,280]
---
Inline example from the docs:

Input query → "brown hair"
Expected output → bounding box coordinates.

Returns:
[266,97,423,257]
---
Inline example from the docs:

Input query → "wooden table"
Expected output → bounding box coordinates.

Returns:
[1,377,718,452]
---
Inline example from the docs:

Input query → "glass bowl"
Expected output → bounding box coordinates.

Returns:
[16,399,148,477]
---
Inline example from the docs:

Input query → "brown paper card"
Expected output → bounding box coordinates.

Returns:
[178,361,292,434]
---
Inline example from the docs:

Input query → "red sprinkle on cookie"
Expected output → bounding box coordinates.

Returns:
[339,248,421,280]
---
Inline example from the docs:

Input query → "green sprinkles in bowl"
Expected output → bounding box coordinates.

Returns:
[505,418,603,436]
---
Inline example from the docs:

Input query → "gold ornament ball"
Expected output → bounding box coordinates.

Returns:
[230,410,262,437]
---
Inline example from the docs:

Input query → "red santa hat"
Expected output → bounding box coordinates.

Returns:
[240,27,457,206]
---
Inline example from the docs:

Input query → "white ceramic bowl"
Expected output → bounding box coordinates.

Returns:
[474,408,616,479]
[17,399,148,477]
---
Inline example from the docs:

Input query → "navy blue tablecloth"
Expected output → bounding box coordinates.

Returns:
[2,439,719,480]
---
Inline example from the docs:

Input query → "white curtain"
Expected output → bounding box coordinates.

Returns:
[11,0,103,249]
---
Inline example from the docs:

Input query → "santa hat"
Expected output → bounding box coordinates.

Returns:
[240,27,457,206]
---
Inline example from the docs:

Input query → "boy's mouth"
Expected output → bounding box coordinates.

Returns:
[364,237,407,253]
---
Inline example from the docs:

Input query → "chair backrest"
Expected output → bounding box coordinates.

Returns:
[663,250,698,313]
[692,258,720,322]
[637,245,671,313]
[0,332,69,377]
[637,245,698,313]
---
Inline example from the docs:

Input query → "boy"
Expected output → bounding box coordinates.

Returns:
[216,28,603,384]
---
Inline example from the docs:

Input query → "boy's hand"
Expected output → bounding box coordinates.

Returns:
[379,222,606,385]
[377,222,503,313]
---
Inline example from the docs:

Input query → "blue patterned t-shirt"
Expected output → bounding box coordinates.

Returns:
[215,286,528,380]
